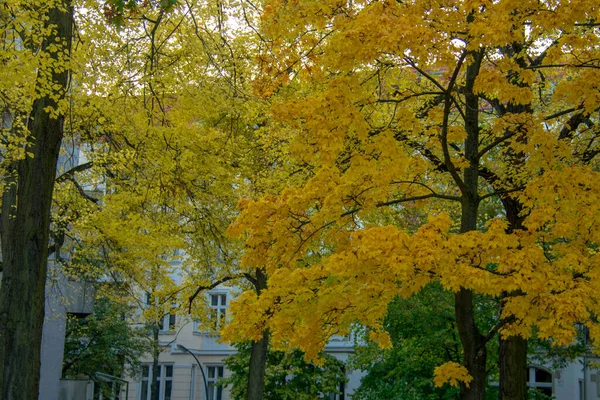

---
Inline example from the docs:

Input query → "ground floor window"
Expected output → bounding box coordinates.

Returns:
[140,364,173,400]
[528,367,553,398]
[207,365,224,400]
[326,379,345,400]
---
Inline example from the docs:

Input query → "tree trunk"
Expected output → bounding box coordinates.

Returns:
[247,329,269,400]
[499,198,528,400]
[0,2,73,399]
[455,46,486,400]
[456,289,487,400]
[247,268,269,400]
[151,325,160,400]
[499,335,528,400]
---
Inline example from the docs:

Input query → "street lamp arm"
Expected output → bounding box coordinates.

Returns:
[177,344,210,400]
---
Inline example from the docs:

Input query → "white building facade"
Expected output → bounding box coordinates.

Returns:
[128,285,364,400]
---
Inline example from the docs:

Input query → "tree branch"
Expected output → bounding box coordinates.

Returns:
[188,275,244,312]
[55,161,93,183]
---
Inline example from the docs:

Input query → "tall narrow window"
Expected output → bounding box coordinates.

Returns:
[207,365,224,400]
[160,312,176,332]
[209,293,227,329]
[527,367,553,397]
[139,364,173,400]
[327,367,345,400]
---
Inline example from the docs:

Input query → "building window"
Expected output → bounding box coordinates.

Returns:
[207,365,224,400]
[140,364,173,400]
[159,313,176,332]
[209,293,227,329]
[326,366,345,400]
[327,380,345,400]
[527,367,552,397]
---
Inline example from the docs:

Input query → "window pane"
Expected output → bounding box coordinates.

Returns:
[208,383,215,400]
[211,295,218,306]
[216,386,223,400]
[165,365,173,378]
[220,295,226,305]
[217,366,224,378]
[142,365,150,378]
[140,382,148,400]
[169,314,176,328]
[535,368,552,383]
[164,380,172,400]
[208,367,215,379]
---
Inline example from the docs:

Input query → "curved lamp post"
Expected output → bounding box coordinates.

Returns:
[177,344,210,400]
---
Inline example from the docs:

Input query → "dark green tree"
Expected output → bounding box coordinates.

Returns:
[62,297,149,379]
[222,343,346,400]
[350,283,499,400]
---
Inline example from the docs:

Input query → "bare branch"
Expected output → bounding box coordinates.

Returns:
[187,275,244,313]
[55,161,93,183]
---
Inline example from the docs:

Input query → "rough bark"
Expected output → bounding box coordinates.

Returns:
[151,325,160,400]
[456,289,488,400]
[498,197,528,400]
[495,35,531,397]
[246,268,269,400]
[499,334,528,400]
[0,2,73,399]
[455,47,487,400]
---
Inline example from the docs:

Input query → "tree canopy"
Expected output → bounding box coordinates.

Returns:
[3,0,600,399]
[223,1,600,398]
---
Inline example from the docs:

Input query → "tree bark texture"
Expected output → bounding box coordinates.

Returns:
[499,334,528,400]
[455,47,487,400]
[246,268,269,400]
[499,197,528,400]
[151,325,160,400]
[0,2,73,399]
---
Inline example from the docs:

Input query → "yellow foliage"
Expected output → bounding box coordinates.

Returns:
[434,362,474,388]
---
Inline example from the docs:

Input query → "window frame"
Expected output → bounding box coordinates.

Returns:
[206,365,224,400]
[159,312,176,333]
[193,291,228,333]
[209,293,227,328]
[139,364,174,400]
[527,366,553,397]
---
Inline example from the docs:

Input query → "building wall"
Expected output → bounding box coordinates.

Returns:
[39,262,95,400]
[526,357,600,400]
[129,286,359,400]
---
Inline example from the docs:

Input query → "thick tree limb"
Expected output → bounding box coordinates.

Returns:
[55,161,93,183]
[187,275,244,312]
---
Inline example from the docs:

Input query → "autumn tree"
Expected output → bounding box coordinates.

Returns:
[225,1,600,400]
[351,283,499,400]
[0,0,74,398]
[222,343,346,400]
[64,1,294,400]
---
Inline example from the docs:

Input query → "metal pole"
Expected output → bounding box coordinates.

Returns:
[177,344,210,400]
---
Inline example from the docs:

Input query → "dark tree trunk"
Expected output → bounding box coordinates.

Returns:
[151,325,160,400]
[456,289,488,400]
[455,46,487,400]
[455,194,487,400]
[247,329,269,400]
[498,198,528,400]
[0,2,73,399]
[499,335,528,400]
[246,268,268,400]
